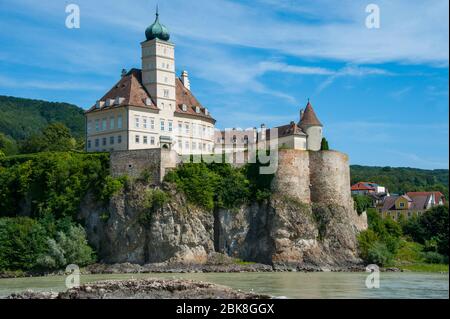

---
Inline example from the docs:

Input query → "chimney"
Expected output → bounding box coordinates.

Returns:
[181,70,190,90]
[121,69,127,77]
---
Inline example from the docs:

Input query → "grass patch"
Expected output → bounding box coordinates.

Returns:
[398,263,449,272]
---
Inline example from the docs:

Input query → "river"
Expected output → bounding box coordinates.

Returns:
[0,272,448,299]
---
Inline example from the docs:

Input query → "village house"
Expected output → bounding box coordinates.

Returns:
[378,191,446,221]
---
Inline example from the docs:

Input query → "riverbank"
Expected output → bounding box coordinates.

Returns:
[0,262,408,279]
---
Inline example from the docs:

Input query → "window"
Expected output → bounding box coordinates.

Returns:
[143,136,148,144]
[143,117,148,129]
[110,117,115,129]
[163,89,169,98]
[110,136,115,145]
[203,143,206,151]
[399,202,405,208]
[118,135,122,144]
[178,122,182,134]
[102,119,107,131]
[178,140,182,149]
[87,121,92,133]
[166,63,170,69]
[185,123,190,135]
[160,120,165,131]
[185,141,189,150]
[168,121,173,132]
[135,135,140,143]
[95,120,100,132]
[117,115,123,129]
[135,116,140,128]
[102,138,107,146]
[150,136,155,145]
[87,140,91,149]
[162,62,166,68]
[150,118,155,130]
[192,142,196,150]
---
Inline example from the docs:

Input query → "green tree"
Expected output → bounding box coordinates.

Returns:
[320,137,329,151]
[403,205,449,256]
[353,195,372,214]
[20,123,78,153]
[0,133,18,156]
[0,217,48,271]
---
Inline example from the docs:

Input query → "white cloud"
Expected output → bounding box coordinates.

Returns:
[0,75,104,91]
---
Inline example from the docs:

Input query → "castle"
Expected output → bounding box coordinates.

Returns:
[85,11,323,155]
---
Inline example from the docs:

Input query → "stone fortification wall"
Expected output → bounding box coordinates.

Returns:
[110,149,177,183]
[272,150,353,207]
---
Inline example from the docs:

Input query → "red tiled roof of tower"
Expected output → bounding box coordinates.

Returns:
[299,101,322,127]
[85,69,215,123]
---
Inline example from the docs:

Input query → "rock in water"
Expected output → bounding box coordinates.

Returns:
[7,279,270,299]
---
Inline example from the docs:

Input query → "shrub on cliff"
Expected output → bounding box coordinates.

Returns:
[164,162,252,210]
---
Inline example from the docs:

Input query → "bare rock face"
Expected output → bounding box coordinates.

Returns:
[80,183,214,265]
[216,195,367,270]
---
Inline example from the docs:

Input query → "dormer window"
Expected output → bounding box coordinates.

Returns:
[195,106,200,113]
[205,108,209,116]
[182,104,188,112]
[145,98,152,106]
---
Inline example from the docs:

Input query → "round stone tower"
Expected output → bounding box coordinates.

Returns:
[298,101,323,151]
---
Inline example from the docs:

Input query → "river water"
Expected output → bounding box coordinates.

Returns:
[0,272,448,299]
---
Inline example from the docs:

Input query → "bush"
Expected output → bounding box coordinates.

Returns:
[422,251,446,264]
[0,217,95,271]
[403,205,449,256]
[0,152,110,219]
[100,176,127,202]
[141,189,171,224]
[357,229,379,262]
[0,217,48,271]
[165,162,256,211]
[367,241,394,266]
[353,195,372,215]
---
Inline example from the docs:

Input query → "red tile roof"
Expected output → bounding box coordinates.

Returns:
[299,101,322,127]
[85,69,215,123]
[351,182,375,191]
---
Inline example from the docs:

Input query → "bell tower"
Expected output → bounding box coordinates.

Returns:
[141,9,176,115]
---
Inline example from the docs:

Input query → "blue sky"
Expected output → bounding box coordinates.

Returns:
[0,0,448,169]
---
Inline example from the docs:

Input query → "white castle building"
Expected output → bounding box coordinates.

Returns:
[85,11,216,154]
[85,11,323,155]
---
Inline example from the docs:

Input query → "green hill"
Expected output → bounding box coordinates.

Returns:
[0,95,85,141]
[350,165,449,198]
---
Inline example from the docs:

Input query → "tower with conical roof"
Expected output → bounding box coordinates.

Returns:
[298,100,323,151]
[141,8,176,116]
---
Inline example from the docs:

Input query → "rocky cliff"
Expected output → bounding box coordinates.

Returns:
[80,184,367,270]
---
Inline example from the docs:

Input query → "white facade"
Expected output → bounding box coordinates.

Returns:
[86,23,215,154]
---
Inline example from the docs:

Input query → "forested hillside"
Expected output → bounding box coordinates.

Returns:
[0,95,85,141]
[350,165,448,198]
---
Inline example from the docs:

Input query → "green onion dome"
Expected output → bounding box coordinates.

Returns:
[145,11,170,41]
